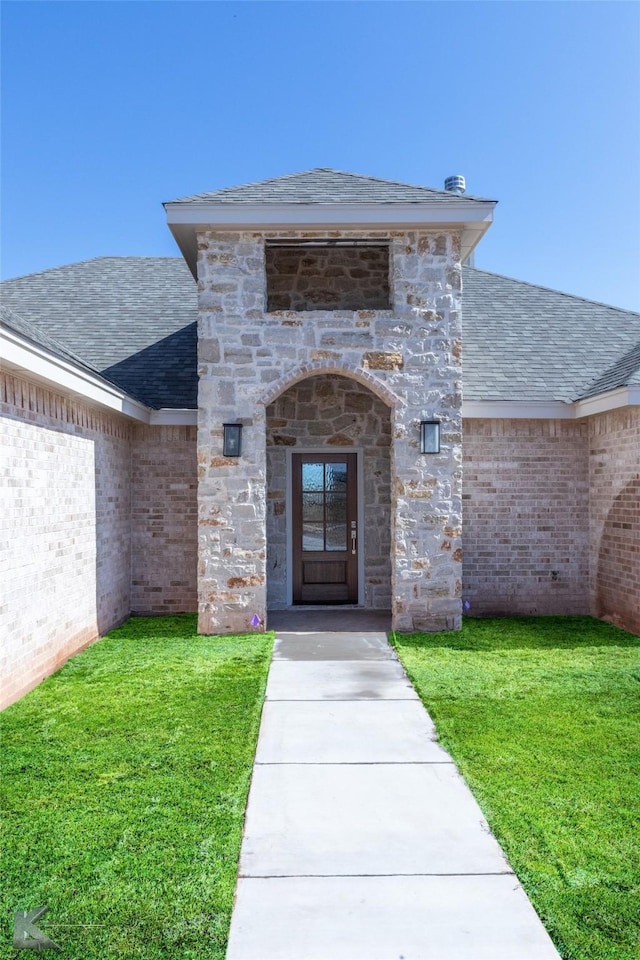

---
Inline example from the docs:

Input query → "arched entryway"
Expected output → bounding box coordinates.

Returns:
[265,373,392,612]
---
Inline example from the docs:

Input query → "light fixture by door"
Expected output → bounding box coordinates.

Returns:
[223,423,243,457]
[420,420,441,454]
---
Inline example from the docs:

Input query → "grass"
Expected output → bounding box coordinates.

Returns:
[391,615,640,960]
[1,615,273,959]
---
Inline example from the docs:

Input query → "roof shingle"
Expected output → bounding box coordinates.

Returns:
[1,257,197,409]
[1,303,103,375]
[168,168,493,205]
[2,257,638,409]
[462,268,640,402]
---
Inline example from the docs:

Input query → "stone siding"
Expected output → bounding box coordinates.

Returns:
[266,375,391,610]
[1,373,131,708]
[131,425,198,615]
[266,244,390,312]
[462,419,590,615]
[589,407,640,634]
[197,229,463,633]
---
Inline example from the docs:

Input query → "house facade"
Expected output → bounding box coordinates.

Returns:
[2,169,639,708]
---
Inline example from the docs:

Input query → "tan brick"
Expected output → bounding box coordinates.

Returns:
[589,408,640,634]
[462,419,590,617]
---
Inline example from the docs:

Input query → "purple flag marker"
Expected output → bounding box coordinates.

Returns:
[250,614,261,628]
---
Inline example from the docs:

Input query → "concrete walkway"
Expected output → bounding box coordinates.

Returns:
[226,627,560,960]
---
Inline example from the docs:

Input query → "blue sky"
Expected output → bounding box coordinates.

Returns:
[2,0,639,310]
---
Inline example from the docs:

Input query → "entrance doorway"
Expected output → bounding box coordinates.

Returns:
[291,453,358,604]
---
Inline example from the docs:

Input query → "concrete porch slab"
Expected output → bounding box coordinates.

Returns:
[265,660,419,701]
[239,763,511,877]
[273,631,394,660]
[227,874,560,960]
[255,699,449,764]
[267,610,391,632]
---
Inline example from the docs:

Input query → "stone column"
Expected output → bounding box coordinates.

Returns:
[196,227,462,635]
[388,233,463,631]
[196,233,268,634]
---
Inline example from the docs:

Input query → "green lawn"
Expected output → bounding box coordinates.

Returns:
[391,616,640,960]
[1,616,273,959]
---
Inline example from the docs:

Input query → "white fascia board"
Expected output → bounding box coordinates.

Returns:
[464,389,639,420]
[140,391,640,429]
[150,409,198,425]
[460,225,490,263]
[164,200,495,228]
[166,201,496,278]
[1,328,151,423]
[463,400,575,419]
[156,392,637,426]
[574,386,640,417]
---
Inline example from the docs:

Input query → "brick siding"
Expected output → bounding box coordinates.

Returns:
[1,374,131,708]
[1,377,199,709]
[589,407,640,634]
[131,424,198,614]
[3,368,637,710]
[462,419,590,616]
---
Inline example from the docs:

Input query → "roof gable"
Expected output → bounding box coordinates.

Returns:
[165,169,496,276]
[168,168,493,205]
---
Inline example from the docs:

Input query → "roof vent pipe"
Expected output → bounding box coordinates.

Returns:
[444,174,466,195]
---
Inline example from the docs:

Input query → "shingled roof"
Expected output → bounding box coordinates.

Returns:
[168,168,493,205]
[1,257,197,408]
[2,257,638,409]
[579,342,640,399]
[462,269,640,402]
[1,303,103,375]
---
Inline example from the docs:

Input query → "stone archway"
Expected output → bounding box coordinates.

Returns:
[265,373,392,612]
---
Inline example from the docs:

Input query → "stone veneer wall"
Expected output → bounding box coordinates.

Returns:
[589,406,640,635]
[196,228,463,634]
[266,244,390,312]
[131,425,198,615]
[462,419,590,615]
[1,373,131,708]
[266,375,392,610]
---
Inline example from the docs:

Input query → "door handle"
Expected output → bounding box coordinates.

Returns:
[351,521,357,555]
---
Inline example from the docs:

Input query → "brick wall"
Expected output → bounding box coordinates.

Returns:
[1,374,131,708]
[131,424,198,614]
[4,368,634,710]
[462,419,590,616]
[589,407,640,635]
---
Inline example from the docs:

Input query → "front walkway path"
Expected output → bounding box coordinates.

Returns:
[226,627,560,960]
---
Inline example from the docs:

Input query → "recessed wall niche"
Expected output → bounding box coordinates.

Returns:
[265,240,391,312]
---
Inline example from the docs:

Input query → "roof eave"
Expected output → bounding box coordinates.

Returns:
[464,387,640,419]
[164,200,496,278]
[1,325,153,423]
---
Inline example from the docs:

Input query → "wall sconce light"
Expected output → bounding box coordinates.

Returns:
[420,420,441,454]
[223,423,243,457]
